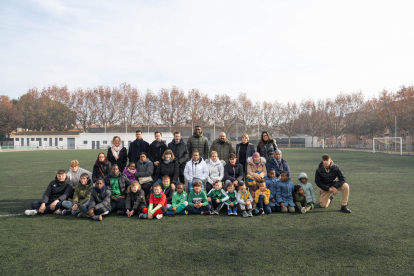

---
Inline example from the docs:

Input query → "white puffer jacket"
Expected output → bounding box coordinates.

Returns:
[184,157,209,183]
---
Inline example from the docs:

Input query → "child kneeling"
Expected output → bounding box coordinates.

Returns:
[139,183,167,219]
[78,178,111,221]
[185,181,211,215]
[236,183,253,217]
[207,181,229,215]
[254,180,271,215]
[166,183,188,215]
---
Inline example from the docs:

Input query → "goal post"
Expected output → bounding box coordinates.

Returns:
[373,137,402,155]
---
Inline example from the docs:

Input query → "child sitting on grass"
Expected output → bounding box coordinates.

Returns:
[104,164,131,215]
[293,185,310,214]
[254,180,271,215]
[166,183,188,215]
[236,183,253,217]
[265,169,279,213]
[298,172,316,210]
[139,183,167,220]
[207,181,229,215]
[185,181,211,215]
[25,169,72,216]
[122,162,138,183]
[124,180,147,217]
[62,173,93,215]
[276,171,295,213]
[78,178,111,221]
[159,175,174,209]
[225,183,238,216]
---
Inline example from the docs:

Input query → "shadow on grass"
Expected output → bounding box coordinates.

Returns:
[0,198,39,215]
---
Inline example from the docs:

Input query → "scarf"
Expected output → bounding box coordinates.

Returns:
[252,152,261,168]
[154,193,162,198]
[163,183,170,189]
[111,145,122,160]
[210,158,220,166]
[94,185,106,195]
[163,158,172,164]
[127,168,136,174]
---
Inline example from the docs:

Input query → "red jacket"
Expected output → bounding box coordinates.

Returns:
[149,193,167,206]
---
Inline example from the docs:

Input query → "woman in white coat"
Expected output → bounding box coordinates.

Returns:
[205,151,225,193]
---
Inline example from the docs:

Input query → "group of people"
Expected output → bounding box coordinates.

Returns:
[25,127,351,221]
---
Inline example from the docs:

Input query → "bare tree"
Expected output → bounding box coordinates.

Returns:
[279,102,300,147]
[158,86,188,132]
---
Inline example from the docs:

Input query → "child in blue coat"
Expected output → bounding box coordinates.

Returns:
[265,169,279,212]
[276,171,295,213]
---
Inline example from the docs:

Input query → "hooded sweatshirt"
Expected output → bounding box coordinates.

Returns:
[41,176,73,204]
[298,172,317,204]
[72,179,93,206]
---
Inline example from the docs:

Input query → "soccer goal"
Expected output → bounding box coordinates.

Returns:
[373,137,403,155]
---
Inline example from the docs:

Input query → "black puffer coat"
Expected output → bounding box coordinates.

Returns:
[107,147,128,172]
[125,189,147,211]
[88,186,111,212]
[257,139,278,163]
[223,162,244,183]
[154,160,179,184]
[92,162,111,182]
[148,140,168,164]
[168,138,189,175]
[315,161,346,191]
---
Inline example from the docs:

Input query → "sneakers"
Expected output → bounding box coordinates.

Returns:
[202,211,209,215]
[228,209,232,216]
[301,207,307,214]
[156,214,163,219]
[242,210,248,217]
[256,208,264,216]
[232,208,238,216]
[117,210,125,215]
[341,205,351,213]
[62,209,72,215]
[139,213,148,219]
[166,211,174,216]
[78,213,88,218]
[247,210,253,217]
[209,209,215,215]
[25,210,37,216]
[53,209,62,215]
[180,210,188,215]
[329,195,333,204]
[93,215,102,221]
[214,210,219,215]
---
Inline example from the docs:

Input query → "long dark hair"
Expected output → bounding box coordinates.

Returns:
[95,152,109,166]
[260,131,271,147]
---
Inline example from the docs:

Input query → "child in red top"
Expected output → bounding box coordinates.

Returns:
[139,184,167,219]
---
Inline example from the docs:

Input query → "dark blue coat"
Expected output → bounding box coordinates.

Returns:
[275,179,295,207]
[128,139,149,164]
[267,158,291,179]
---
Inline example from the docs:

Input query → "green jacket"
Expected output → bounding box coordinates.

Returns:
[187,133,209,160]
[172,191,188,207]
[293,193,307,206]
[209,138,235,162]
[225,191,237,205]
[72,179,93,206]
[187,190,209,207]
[207,188,229,202]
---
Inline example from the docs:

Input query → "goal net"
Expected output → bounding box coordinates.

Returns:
[373,137,403,155]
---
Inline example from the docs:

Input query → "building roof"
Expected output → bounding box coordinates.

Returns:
[14,131,82,136]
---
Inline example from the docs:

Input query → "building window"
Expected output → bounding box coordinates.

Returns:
[15,138,19,141]
[31,138,35,141]
[402,134,405,138]
[59,138,63,141]
[83,141,88,144]
[44,138,48,141]
[102,141,107,145]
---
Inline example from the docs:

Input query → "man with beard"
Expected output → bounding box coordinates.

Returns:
[187,126,209,160]
[128,130,149,164]
[209,132,235,162]
[148,131,167,177]
[168,132,189,183]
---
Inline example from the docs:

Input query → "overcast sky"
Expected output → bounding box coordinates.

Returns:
[1,0,413,103]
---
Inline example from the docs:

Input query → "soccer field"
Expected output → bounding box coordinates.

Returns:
[0,149,413,275]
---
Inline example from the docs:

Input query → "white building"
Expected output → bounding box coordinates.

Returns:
[12,131,174,150]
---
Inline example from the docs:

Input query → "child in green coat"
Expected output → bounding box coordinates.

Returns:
[298,172,316,209]
[207,181,229,215]
[225,183,238,216]
[166,183,188,215]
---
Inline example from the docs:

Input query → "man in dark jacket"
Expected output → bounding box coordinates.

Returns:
[210,132,235,162]
[128,130,149,164]
[168,132,189,183]
[187,126,209,160]
[25,170,72,215]
[315,154,351,213]
[148,131,167,176]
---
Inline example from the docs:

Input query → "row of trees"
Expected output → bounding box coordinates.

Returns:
[1,83,413,149]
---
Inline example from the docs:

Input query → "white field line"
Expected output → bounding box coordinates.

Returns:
[0,214,23,218]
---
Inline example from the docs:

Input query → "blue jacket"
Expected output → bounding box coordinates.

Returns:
[265,177,278,207]
[267,158,291,179]
[128,139,149,164]
[275,179,295,207]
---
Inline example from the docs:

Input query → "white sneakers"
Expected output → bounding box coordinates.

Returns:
[301,207,307,214]
[25,210,37,216]
[53,209,63,215]
[156,214,163,219]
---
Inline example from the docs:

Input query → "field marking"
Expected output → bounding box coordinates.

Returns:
[0,214,23,217]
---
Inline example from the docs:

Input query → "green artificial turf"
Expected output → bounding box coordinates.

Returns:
[0,149,413,275]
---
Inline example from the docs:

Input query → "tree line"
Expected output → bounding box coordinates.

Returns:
[1,83,413,148]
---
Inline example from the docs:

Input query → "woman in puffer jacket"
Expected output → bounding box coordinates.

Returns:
[246,152,267,199]
[184,149,209,191]
[256,131,278,163]
[205,151,225,193]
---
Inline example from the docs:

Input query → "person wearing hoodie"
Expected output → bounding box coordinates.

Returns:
[298,172,316,210]
[148,131,168,177]
[184,149,209,191]
[78,178,111,221]
[25,170,72,216]
[135,152,154,199]
[205,151,225,193]
[223,153,244,189]
[266,150,291,179]
[276,171,296,213]
[168,132,189,184]
[209,132,235,162]
[153,149,179,188]
[315,154,351,213]
[104,164,131,214]
[236,133,256,173]
[107,136,128,173]
[257,131,278,163]
[246,152,267,199]
[128,130,149,164]
[62,173,93,215]
[187,125,209,160]
[124,180,147,217]
[66,160,92,190]
[92,152,111,183]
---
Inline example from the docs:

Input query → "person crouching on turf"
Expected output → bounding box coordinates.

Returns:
[298,172,316,210]
[207,180,229,215]
[254,180,271,215]
[25,169,72,216]
[236,182,253,217]
[62,173,93,215]
[293,185,311,214]
[276,171,295,213]
[78,178,111,221]
[124,180,147,217]
[166,183,188,215]
[225,182,238,216]
[185,181,211,215]
[139,183,167,220]
[104,164,131,215]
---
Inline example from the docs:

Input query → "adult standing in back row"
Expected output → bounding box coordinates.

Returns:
[128,130,149,164]
[168,132,189,184]
[209,132,235,162]
[107,136,128,173]
[187,125,209,160]
[257,131,278,163]
[148,131,167,176]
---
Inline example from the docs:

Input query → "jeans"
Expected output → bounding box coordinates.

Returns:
[185,204,211,214]
[62,200,90,215]
[111,198,126,212]
[257,195,272,214]
[79,205,109,216]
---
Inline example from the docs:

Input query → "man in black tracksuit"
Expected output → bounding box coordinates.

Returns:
[148,131,167,177]
[168,132,189,183]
